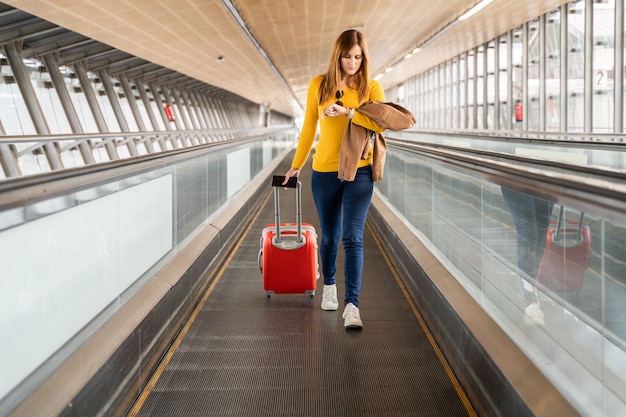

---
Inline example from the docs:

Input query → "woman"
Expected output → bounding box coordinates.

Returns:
[283,29,385,329]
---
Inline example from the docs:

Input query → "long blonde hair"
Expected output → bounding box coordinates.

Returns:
[318,30,370,105]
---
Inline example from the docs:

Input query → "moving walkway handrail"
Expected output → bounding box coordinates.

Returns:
[385,136,626,224]
[389,136,626,178]
[0,127,277,145]
[0,126,294,180]
[404,128,626,148]
[0,128,293,201]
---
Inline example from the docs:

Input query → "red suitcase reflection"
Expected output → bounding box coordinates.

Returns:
[536,209,590,293]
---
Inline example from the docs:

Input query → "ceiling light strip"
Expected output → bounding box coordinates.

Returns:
[220,0,302,111]
[376,0,493,80]
[459,0,494,21]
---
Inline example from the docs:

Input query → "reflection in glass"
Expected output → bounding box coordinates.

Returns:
[380,142,626,417]
[501,187,554,325]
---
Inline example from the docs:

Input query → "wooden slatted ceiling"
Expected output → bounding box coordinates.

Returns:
[2,0,570,117]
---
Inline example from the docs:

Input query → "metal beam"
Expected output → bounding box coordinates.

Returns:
[43,53,95,165]
[0,119,21,177]
[4,41,63,170]
[22,32,89,59]
[60,42,115,66]
[98,68,138,156]
[73,60,118,160]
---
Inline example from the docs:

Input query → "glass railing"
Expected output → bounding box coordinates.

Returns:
[0,128,297,410]
[394,130,626,172]
[0,126,292,181]
[376,132,626,417]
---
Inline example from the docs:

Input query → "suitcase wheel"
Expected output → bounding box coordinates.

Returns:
[265,290,274,297]
[306,290,315,297]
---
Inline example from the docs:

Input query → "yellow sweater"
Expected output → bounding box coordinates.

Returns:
[292,75,385,172]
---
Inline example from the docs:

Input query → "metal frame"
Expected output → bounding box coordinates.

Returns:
[404,0,626,138]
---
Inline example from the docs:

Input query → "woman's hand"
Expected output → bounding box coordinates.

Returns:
[283,167,300,185]
[323,103,348,118]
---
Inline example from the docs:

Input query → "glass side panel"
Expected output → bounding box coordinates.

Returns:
[0,131,296,403]
[377,138,626,417]
[392,130,626,172]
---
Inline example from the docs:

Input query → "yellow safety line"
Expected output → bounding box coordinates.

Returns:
[367,221,478,417]
[127,189,272,417]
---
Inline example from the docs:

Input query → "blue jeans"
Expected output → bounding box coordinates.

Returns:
[501,187,554,303]
[311,166,373,307]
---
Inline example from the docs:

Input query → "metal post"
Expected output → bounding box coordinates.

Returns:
[189,91,211,143]
[483,42,489,129]
[0,120,21,177]
[189,91,208,130]
[136,79,160,131]
[446,59,454,127]
[472,47,479,129]
[463,51,469,129]
[213,96,229,129]
[202,92,217,128]
[4,42,63,170]
[181,90,201,130]
[507,30,514,131]
[120,75,153,153]
[120,75,147,131]
[173,89,192,132]
[137,80,168,151]
[43,53,95,165]
[200,94,220,141]
[73,61,118,160]
[149,82,171,127]
[494,37,500,130]
[437,63,442,128]
[560,5,569,132]
[584,0,593,133]
[522,22,529,131]
[455,58,461,129]
[98,69,138,156]
[205,95,226,140]
[149,82,179,149]
[196,91,215,130]
[161,86,183,131]
[539,14,547,132]
[614,0,624,133]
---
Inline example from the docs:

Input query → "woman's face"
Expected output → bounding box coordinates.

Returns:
[340,44,363,76]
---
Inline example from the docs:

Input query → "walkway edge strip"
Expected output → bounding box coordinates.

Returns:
[126,188,273,416]
[367,221,477,417]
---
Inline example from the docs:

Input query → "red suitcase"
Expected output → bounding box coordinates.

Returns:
[258,176,318,297]
[536,207,590,293]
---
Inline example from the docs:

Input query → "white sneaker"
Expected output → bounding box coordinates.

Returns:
[342,303,363,329]
[524,302,545,326]
[321,284,338,311]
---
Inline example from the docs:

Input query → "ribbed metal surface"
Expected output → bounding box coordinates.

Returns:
[134,168,472,417]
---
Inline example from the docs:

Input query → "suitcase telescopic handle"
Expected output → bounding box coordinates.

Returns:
[554,205,585,242]
[272,175,303,243]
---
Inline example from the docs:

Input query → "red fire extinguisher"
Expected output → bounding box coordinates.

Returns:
[514,100,523,122]
[164,104,175,122]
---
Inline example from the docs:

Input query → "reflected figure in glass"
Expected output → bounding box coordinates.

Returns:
[501,186,554,325]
